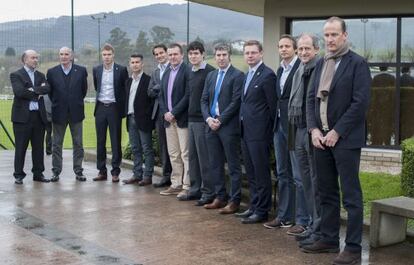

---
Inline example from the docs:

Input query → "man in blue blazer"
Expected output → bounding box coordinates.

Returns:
[47,47,88,182]
[201,43,244,211]
[92,43,129,182]
[238,40,277,224]
[158,43,190,197]
[10,50,51,184]
[302,17,371,265]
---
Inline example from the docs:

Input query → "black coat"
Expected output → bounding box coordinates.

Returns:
[47,64,88,124]
[10,67,50,124]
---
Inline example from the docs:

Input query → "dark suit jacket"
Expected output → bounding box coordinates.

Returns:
[201,65,244,134]
[240,63,277,142]
[274,58,301,132]
[10,67,50,124]
[47,64,88,124]
[159,63,189,128]
[93,63,129,118]
[306,50,371,149]
[125,72,155,132]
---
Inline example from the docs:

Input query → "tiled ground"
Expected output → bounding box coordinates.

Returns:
[0,150,413,265]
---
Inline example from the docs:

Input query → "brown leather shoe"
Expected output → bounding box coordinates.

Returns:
[93,172,108,181]
[218,202,240,214]
[112,175,120,183]
[122,177,140,184]
[138,179,152,186]
[333,250,361,265]
[204,198,227,209]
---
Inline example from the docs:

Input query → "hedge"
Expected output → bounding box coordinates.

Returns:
[401,137,414,197]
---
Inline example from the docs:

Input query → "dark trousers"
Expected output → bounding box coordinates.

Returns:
[13,111,45,179]
[45,122,52,154]
[315,147,363,253]
[206,128,241,204]
[155,112,172,178]
[241,137,272,217]
[95,102,122,176]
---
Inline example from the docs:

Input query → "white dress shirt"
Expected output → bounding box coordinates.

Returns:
[128,72,143,115]
[98,63,116,103]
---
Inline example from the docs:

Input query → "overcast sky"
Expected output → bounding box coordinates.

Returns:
[1,0,186,23]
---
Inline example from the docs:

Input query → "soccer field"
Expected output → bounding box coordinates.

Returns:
[0,100,129,150]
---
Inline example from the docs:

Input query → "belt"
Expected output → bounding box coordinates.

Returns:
[98,101,115,107]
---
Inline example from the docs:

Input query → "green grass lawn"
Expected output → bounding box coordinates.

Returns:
[360,172,402,217]
[0,100,129,149]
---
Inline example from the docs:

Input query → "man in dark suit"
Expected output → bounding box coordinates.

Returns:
[47,47,88,182]
[201,43,244,211]
[10,50,51,184]
[264,35,302,229]
[158,43,190,197]
[238,40,277,224]
[92,43,129,182]
[122,54,155,186]
[148,44,172,188]
[302,17,371,265]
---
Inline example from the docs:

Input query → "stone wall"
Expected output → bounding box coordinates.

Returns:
[360,148,402,175]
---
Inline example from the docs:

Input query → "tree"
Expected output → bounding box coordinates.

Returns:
[150,25,175,45]
[106,27,133,65]
[135,31,151,56]
[5,47,16,57]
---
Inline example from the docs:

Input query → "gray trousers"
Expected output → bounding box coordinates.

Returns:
[52,121,84,176]
[188,122,214,199]
[295,127,320,234]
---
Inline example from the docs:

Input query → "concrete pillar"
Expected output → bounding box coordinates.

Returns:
[263,0,286,71]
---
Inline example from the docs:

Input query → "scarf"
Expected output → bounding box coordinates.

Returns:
[288,56,319,125]
[317,41,350,99]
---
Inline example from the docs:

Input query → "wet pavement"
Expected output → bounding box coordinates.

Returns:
[0,150,413,265]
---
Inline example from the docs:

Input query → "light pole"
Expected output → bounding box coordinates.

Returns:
[361,18,369,58]
[91,13,107,63]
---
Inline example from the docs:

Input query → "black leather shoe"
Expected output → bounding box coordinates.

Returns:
[301,240,339,253]
[235,209,254,218]
[15,178,23,185]
[195,198,214,206]
[76,175,86,182]
[33,175,50,183]
[241,214,268,224]
[50,175,59,182]
[153,178,171,188]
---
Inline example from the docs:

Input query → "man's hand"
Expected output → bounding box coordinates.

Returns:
[323,129,339,147]
[311,128,325,150]
[207,117,221,131]
[164,112,175,123]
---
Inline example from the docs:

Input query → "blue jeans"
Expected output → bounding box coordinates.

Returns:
[128,116,154,180]
[273,122,294,222]
[290,149,310,226]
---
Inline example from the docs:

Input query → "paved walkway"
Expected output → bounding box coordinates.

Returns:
[0,150,413,265]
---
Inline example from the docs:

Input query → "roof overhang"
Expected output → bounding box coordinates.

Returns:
[190,0,264,17]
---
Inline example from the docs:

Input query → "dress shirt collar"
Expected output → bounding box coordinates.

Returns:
[280,56,298,71]
[218,63,231,74]
[170,62,183,71]
[248,61,263,73]
[192,61,207,72]
[24,65,35,74]
[158,62,169,71]
[103,63,114,71]
[132,72,143,81]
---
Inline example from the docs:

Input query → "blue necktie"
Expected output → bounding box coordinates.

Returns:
[210,70,225,117]
[244,70,254,95]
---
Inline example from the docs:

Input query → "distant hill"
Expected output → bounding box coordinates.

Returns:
[0,3,263,53]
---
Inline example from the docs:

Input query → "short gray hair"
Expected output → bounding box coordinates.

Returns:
[297,33,320,49]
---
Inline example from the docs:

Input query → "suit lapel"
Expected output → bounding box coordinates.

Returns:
[244,63,264,98]
[276,67,283,98]
[113,64,120,95]
[330,53,351,91]
[282,59,300,97]
[96,65,103,92]
[68,65,77,91]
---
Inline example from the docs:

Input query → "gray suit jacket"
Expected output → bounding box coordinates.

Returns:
[148,66,163,120]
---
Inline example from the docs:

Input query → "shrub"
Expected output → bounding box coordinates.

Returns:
[401,137,414,197]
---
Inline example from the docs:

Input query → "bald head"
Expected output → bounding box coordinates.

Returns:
[21,50,39,70]
[59,46,74,67]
